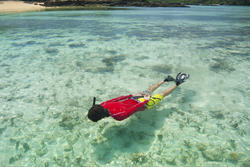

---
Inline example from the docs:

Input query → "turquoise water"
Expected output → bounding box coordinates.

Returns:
[0,6,250,166]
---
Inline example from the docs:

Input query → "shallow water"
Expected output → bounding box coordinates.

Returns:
[0,6,250,167]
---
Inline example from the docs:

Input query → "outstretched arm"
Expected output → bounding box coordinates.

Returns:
[147,75,175,93]
[160,85,177,97]
[159,72,189,97]
[147,80,165,93]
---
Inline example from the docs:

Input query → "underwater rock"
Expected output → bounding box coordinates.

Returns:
[157,134,163,141]
[50,42,65,47]
[25,40,37,45]
[6,54,20,60]
[131,131,151,145]
[159,151,176,165]
[241,158,250,167]
[102,58,114,67]
[229,139,237,149]
[67,98,80,107]
[106,50,117,55]
[183,140,193,148]
[66,133,79,145]
[165,156,176,165]
[0,126,6,135]
[22,143,30,153]
[178,89,197,103]
[136,56,149,61]
[59,115,80,130]
[203,40,235,49]
[96,66,114,73]
[9,154,22,164]
[229,118,242,129]
[201,148,224,161]
[102,55,126,66]
[53,155,65,166]
[91,135,108,145]
[197,143,208,151]
[228,117,246,136]
[152,64,172,74]
[73,156,86,166]
[0,25,11,33]
[170,107,185,116]
[68,42,86,48]
[229,50,248,57]
[64,143,73,152]
[42,134,55,145]
[75,61,84,68]
[44,47,59,54]
[225,152,243,161]
[209,110,225,119]
[12,42,26,47]
[0,63,10,67]
[131,152,147,164]
[65,79,73,88]
[87,55,125,73]
[36,147,48,157]
[209,58,235,73]
[230,152,239,161]
[44,161,49,167]
[180,149,199,164]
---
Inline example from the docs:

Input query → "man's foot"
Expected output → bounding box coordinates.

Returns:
[164,75,175,82]
[176,72,189,86]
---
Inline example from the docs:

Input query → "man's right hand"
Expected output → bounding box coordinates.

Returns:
[144,94,150,100]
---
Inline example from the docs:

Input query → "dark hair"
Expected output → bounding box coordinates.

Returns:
[87,104,110,122]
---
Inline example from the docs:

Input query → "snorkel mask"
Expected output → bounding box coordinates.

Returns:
[87,97,109,122]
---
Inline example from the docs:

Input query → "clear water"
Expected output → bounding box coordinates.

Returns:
[0,6,250,167]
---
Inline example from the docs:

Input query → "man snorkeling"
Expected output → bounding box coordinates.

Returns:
[87,72,189,122]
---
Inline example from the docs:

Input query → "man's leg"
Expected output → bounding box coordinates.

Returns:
[160,85,177,97]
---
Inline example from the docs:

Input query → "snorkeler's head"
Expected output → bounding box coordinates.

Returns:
[87,97,110,122]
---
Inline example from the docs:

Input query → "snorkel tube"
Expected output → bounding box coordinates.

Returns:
[88,97,110,121]
[93,97,96,106]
